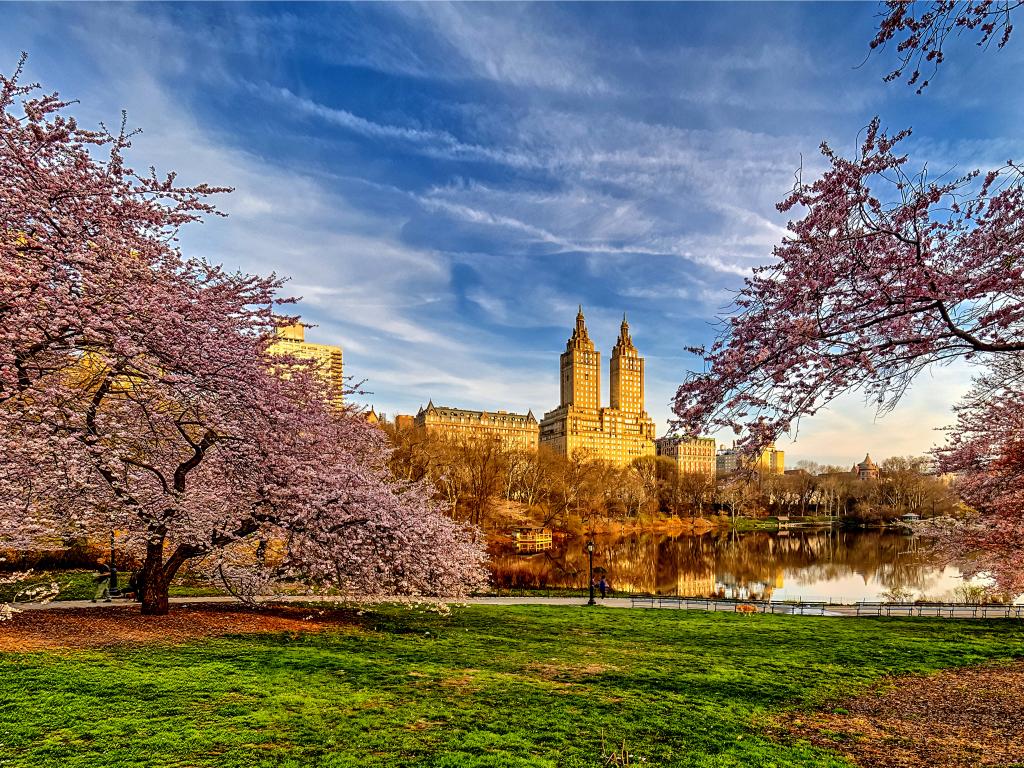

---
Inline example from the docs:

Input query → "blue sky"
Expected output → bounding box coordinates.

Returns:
[4,2,1022,465]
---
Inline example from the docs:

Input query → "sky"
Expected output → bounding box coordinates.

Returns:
[4,2,1022,466]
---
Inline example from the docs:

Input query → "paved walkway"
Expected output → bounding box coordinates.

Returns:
[14,595,637,612]
[11,594,1020,619]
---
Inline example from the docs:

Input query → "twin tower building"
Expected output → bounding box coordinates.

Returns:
[538,306,657,462]
[412,306,657,464]
[276,310,727,473]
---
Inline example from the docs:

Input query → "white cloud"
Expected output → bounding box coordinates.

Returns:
[391,3,618,94]
[253,83,537,168]
[6,2,1015,459]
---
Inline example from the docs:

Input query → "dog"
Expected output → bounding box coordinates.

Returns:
[735,603,759,614]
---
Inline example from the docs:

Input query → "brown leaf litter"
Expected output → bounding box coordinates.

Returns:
[0,603,357,652]
[778,661,1024,768]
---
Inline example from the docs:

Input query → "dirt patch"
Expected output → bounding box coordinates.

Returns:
[0,603,358,652]
[526,661,614,680]
[440,671,482,691]
[779,662,1024,768]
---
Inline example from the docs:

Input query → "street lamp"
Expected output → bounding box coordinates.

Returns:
[586,539,596,606]
[109,530,118,595]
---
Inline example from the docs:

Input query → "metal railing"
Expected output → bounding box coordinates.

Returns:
[629,596,827,615]
[854,601,1024,619]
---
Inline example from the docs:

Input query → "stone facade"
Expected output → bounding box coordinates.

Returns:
[716,442,785,475]
[414,402,539,451]
[539,308,656,464]
[755,445,785,475]
[266,323,344,405]
[656,436,717,477]
[852,453,880,480]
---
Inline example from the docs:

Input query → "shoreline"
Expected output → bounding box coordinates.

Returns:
[497,515,904,540]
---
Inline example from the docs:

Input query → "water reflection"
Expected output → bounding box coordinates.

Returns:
[512,527,553,553]
[488,529,994,603]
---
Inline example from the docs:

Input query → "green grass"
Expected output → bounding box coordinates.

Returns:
[728,517,781,531]
[0,606,1021,767]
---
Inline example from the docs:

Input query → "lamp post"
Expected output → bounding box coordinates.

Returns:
[108,530,118,594]
[586,539,596,606]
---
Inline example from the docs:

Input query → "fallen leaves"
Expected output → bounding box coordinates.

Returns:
[0,603,358,652]
[779,661,1024,767]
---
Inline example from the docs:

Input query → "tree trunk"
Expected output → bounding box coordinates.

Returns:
[140,570,170,615]
[139,539,192,616]
[140,540,171,615]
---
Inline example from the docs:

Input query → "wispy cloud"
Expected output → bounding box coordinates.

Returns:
[254,82,538,168]
[4,1,1019,451]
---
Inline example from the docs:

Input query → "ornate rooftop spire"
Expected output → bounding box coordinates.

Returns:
[616,311,633,347]
[571,304,590,344]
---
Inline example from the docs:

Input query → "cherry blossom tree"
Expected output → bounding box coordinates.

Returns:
[1,57,486,615]
[872,0,1019,91]
[932,355,1024,593]
[675,119,1024,441]
[673,119,1024,589]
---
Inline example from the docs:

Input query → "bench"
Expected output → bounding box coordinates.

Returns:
[981,603,1012,618]
[883,603,918,616]
[630,595,656,608]
[913,602,953,618]
[855,601,885,616]
[705,599,768,613]
[793,601,827,616]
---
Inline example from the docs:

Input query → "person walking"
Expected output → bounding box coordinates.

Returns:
[598,576,609,599]
[91,563,112,603]
[124,570,141,601]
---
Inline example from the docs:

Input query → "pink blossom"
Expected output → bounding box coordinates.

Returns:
[0,57,487,615]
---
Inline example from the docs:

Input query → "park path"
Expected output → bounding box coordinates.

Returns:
[9,594,862,617]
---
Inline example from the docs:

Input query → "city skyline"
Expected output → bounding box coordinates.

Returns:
[4,3,1020,465]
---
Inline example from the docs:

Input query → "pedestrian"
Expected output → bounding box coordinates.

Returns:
[91,563,112,603]
[598,576,608,599]
[124,570,142,601]
[135,568,147,602]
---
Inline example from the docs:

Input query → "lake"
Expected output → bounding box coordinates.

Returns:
[487,528,1007,603]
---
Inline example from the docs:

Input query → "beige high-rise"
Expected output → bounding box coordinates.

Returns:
[266,323,344,406]
[610,314,644,414]
[540,308,656,464]
[656,436,717,477]
[716,442,785,475]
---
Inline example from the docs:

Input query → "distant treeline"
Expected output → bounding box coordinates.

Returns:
[381,425,959,531]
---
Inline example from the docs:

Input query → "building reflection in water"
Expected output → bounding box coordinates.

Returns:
[488,529,982,603]
[512,527,553,553]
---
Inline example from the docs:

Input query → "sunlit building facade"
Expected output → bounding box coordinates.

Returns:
[716,442,785,476]
[414,402,539,451]
[266,323,344,406]
[539,308,656,464]
[656,436,717,477]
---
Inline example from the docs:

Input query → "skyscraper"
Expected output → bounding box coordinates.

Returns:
[540,308,656,463]
[266,323,345,406]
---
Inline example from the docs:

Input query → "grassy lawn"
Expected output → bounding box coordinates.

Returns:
[0,605,1021,767]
